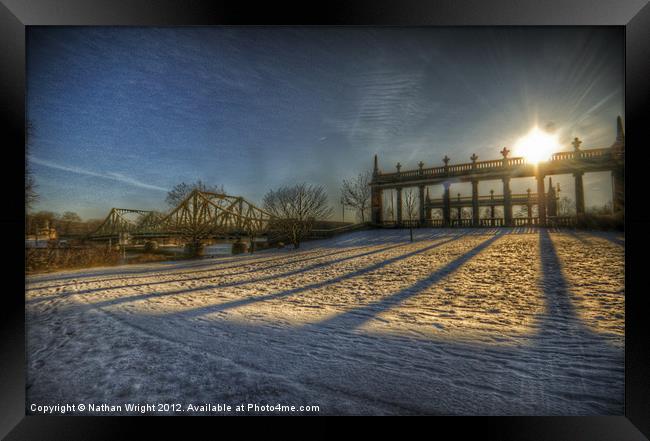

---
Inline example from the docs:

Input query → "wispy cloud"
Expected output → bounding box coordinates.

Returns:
[574,88,621,126]
[29,156,167,192]
[327,69,432,149]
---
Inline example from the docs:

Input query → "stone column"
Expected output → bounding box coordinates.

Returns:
[503,176,513,226]
[536,175,546,226]
[418,185,425,225]
[574,171,585,215]
[443,183,451,227]
[396,187,403,226]
[471,180,479,227]
[490,189,495,224]
[371,185,383,224]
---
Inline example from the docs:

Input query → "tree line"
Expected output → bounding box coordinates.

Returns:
[26,211,104,237]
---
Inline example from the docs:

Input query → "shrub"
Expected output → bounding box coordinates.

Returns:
[26,245,121,273]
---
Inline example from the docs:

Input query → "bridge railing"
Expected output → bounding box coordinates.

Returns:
[381,219,448,228]
[549,148,611,161]
[373,147,615,184]
[427,219,445,227]
[480,218,504,227]
[379,216,573,228]
[401,219,421,228]
[375,157,527,181]
[308,222,370,238]
[512,217,540,226]
[450,218,473,227]
[547,216,576,227]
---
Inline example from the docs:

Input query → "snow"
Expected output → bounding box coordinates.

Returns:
[25,227,624,415]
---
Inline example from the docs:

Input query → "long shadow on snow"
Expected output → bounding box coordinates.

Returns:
[66,236,462,312]
[25,242,395,304]
[25,245,339,289]
[27,229,624,414]
[159,234,468,320]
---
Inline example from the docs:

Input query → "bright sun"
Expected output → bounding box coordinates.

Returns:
[513,127,560,164]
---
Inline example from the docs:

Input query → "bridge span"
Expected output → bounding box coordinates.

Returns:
[88,189,274,242]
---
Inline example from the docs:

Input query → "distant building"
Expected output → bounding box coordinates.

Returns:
[25,221,58,246]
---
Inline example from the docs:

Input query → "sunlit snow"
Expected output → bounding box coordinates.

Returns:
[26,228,624,415]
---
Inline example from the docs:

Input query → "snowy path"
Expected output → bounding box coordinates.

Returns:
[25,228,624,415]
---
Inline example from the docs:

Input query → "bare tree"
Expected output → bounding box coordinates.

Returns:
[26,211,60,236]
[515,205,537,218]
[166,180,225,208]
[480,206,503,219]
[59,211,82,236]
[25,120,38,211]
[340,171,371,222]
[587,201,613,215]
[263,183,333,249]
[514,206,527,218]
[82,218,104,235]
[557,196,576,216]
[403,188,418,221]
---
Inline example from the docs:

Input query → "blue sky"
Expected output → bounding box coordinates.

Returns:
[27,27,624,220]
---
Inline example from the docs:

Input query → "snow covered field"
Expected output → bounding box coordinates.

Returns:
[25,228,624,415]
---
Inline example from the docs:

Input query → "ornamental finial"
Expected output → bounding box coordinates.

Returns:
[572,137,582,151]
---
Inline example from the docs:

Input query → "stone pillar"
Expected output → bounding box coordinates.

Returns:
[443,183,451,227]
[371,185,383,224]
[489,189,495,224]
[546,178,558,217]
[502,177,513,226]
[425,188,432,221]
[418,185,425,225]
[396,187,403,226]
[536,175,546,226]
[574,171,585,215]
[612,170,624,214]
[471,180,479,227]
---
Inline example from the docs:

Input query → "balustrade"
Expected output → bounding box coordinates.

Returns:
[374,146,612,183]
[547,216,576,227]
[451,218,472,227]
[479,218,504,227]
[513,217,540,226]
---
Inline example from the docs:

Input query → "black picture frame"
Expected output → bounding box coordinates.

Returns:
[1,0,649,438]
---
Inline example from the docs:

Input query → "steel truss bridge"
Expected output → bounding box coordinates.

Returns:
[88,190,274,242]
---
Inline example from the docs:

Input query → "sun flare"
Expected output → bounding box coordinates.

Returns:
[514,127,560,164]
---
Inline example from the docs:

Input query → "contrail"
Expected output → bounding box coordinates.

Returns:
[28,156,168,192]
